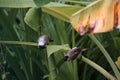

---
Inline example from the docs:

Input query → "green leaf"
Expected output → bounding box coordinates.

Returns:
[42,2,83,22]
[6,53,26,80]
[113,37,120,48]
[89,34,120,80]
[47,44,70,58]
[63,0,92,6]
[0,0,50,8]
[0,9,19,40]
[24,8,41,32]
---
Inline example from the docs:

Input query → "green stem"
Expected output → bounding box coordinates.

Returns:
[82,64,88,80]
[48,56,57,80]
[0,41,37,46]
[72,29,78,80]
[82,45,94,80]
[81,56,116,80]
[73,58,78,80]
[88,34,120,80]
[72,29,75,47]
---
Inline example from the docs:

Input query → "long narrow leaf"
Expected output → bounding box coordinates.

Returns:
[0,0,50,8]
[89,34,120,80]
[42,2,83,22]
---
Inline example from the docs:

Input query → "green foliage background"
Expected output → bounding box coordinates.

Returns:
[0,0,120,80]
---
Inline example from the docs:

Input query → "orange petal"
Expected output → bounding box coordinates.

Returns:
[116,0,120,28]
[70,0,115,35]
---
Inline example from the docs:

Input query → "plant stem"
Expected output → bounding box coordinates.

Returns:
[48,56,57,80]
[72,29,78,80]
[72,29,75,47]
[0,41,37,46]
[88,34,120,80]
[81,56,116,80]
[82,63,88,80]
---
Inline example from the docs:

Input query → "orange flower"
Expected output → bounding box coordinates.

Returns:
[70,0,120,35]
[116,0,120,28]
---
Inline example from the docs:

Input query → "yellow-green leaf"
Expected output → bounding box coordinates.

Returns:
[47,44,70,58]
[24,8,41,32]
[0,0,50,8]
[116,56,120,69]
[42,2,83,22]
